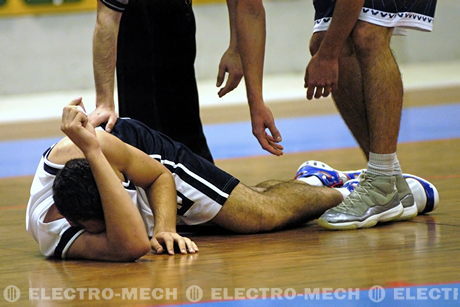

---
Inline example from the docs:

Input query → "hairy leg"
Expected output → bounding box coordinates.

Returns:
[352,21,402,154]
[212,182,342,233]
[333,40,370,157]
[251,179,285,192]
[309,32,370,158]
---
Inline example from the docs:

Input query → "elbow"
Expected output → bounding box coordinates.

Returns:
[135,240,152,258]
[120,247,150,262]
[113,239,150,262]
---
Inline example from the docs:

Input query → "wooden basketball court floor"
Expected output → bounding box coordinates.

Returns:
[0,86,459,306]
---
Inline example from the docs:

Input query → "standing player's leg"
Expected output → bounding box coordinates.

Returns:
[351,21,415,221]
[212,182,343,233]
[117,0,214,163]
[311,29,415,223]
[318,21,420,229]
[152,0,213,163]
[351,22,401,157]
[309,32,370,158]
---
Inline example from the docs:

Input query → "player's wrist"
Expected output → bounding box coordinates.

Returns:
[153,225,177,235]
[95,97,115,110]
[83,146,104,161]
[316,41,342,60]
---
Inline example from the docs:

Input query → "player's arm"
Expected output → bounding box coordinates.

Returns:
[63,99,150,261]
[88,0,123,132]
[315,0,364,60]
[99,133,199,255]
[235,0,265,107]
[234,0,283,156]
[216,0,243,97]
[305,0,364,99]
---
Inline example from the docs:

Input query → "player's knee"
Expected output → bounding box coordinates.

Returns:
[351,23,391,57]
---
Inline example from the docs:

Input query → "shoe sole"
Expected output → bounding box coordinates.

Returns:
[317,203,404,230]
[394,202,418,221]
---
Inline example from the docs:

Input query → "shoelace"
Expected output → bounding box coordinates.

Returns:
[338,173,375,212]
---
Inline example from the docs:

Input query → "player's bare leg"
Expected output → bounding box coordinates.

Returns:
[212,181,342,233]
[309,33,369,158]
[318,22,416,229]
[352,22,402,155]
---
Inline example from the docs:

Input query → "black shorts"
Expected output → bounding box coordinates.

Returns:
[313,0,437,34]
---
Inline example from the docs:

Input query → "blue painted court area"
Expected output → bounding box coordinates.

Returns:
[170,283,460,307]
[203,103,460,159]
[1,103,460,178]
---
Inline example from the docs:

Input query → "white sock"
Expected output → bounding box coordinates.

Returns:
[296,176,323,187]
[367,152,396,176]
[393,157,403,176]
[334,187,351,200]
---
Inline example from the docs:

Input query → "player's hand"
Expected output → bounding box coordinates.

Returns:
[150,232,199,255]
[249,103,283,156]
[304,54,338,100]
[88,104,118,132]
[216,48,243,98]
[61,98,99,153]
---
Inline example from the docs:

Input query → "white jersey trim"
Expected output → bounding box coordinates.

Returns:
[314,8,434,34]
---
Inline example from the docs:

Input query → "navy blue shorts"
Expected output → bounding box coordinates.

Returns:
[107,118,240,225]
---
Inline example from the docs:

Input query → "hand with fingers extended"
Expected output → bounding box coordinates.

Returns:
[249,104,284,156]
[304,53,338,100]
[150,232,199,255]
[88,104,118,133]
[216,48,244,98]
[61,98,99,154]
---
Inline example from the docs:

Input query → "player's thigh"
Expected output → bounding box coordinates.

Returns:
[352,20,393,50]
[310,32,355,57]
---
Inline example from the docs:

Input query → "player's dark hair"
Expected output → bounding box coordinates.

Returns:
[52,158,104,225]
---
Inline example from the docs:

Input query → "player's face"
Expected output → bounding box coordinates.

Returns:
[78,219,106,234]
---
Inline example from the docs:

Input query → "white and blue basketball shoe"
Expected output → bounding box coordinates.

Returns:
[295,161,439,219]
[342,174,439,215]
[403,174,440,214]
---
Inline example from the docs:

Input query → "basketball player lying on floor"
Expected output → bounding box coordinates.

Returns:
[26,99,439,262]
